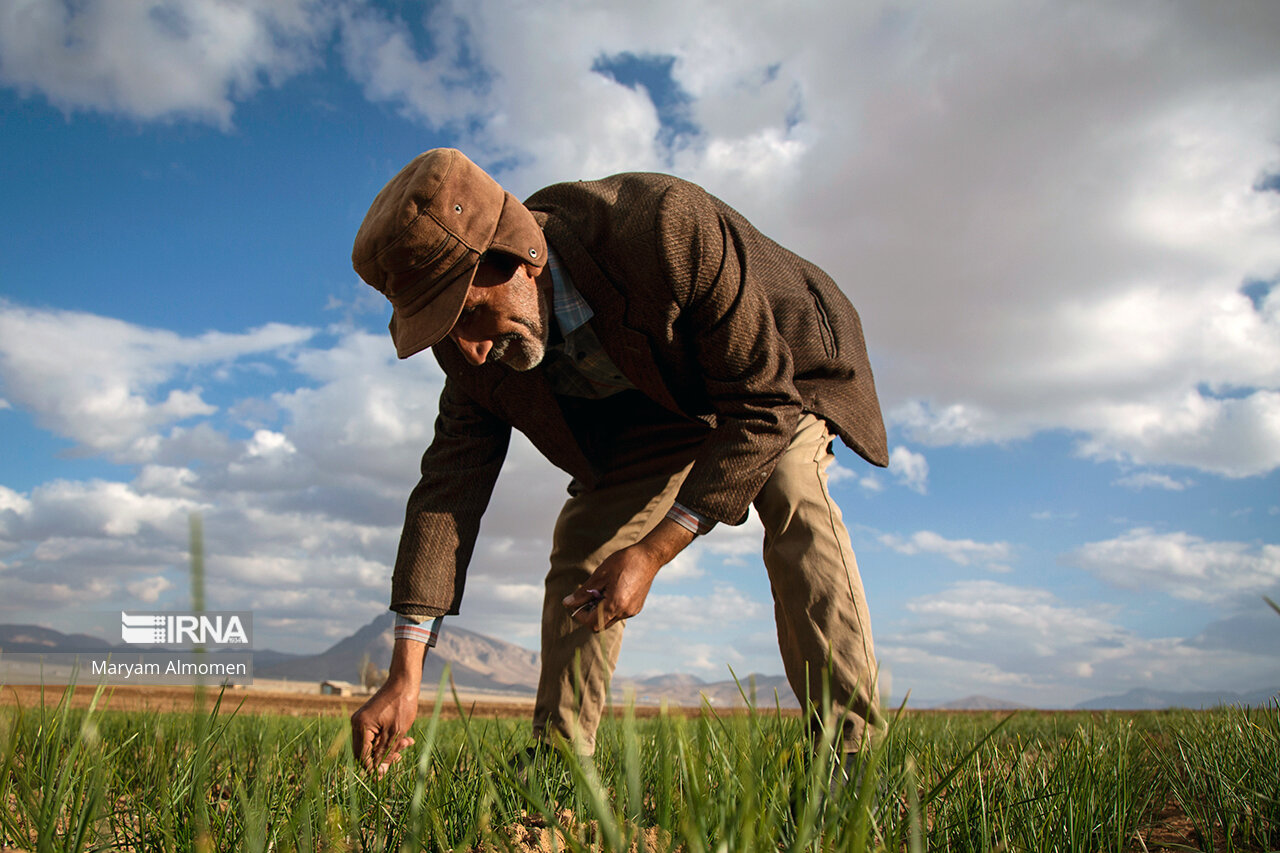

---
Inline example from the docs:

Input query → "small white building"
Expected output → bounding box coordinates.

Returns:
[320,680,356,696]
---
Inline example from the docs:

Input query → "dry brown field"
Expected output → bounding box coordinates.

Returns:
[0,683,755,719]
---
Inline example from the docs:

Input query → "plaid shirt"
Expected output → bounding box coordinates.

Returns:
[542,248,637,399]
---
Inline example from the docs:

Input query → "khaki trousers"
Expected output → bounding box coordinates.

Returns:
[531,413,882,754]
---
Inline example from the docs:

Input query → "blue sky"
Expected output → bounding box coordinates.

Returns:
[1,0,1278,707]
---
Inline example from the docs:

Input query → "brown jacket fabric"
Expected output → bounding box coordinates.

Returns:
[391,173,887,617]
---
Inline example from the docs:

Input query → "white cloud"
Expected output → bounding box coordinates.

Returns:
[0,0,329,125]
[336,2,483,134]
[0,485,32,517]
[613,581,774,676]
[825,460,858,485]
[385,0,1280,479]
[1065,528,1280,603]
[0,305,573,651]
[638,583,765,634]
[659,641,745,676]
[6,1,1279,480]
[245,430,296,458]
[879,530,1012,572]
[126,575,173,603]
[884,579,1280,706]
[697,509,764,567]
[888,446,929,494]
[1031,510,1078,522]
[654,550,704,584]
[17,479,198,542]
[0,302,313,463]
[1113,472,1190,491]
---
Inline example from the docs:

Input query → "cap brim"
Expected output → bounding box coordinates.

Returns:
[388,261,477,359]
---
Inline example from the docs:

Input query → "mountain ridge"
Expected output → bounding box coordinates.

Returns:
[4,621,1275,710]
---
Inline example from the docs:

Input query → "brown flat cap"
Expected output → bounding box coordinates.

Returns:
[352,148,547,359]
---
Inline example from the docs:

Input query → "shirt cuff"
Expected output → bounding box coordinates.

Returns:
[394,613,442,647]
[666,502,715,535]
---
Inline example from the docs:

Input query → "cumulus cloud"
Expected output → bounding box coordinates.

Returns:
[1113,472,1191,491]
[696,509,764,568]
[1031,510,1078,522]
[583,15,1279,457]
[884,579,1280,706]
[879,530,1012,572]
[126,575,173,603]
[888,446,928,494]
[472,579,773,678]
[0,302,313,463]
[0,0,330,125]
[7,2,1280,480]
[1065,528,1280,603]
[0,303,578,651]
[334,0,1280,479]
[628,584,766,639]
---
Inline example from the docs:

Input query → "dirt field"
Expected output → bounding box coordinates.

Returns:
[0,682,529,719]
[0,683,726,719]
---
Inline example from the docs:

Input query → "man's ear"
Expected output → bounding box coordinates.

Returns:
[524,262,550,291]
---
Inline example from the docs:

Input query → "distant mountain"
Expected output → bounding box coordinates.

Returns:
[0,624,115,654]
[1074,687,1280,710]
[430,620,540,691]
[256,613,541,694]
[615,672,800,708]
[255,615,799,705]
[252,648,304,669]
[629,673,707,690]
[0,621,300,667]
[933,695,1032,711]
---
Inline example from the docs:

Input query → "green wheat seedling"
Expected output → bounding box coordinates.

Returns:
[1150,702,1280,852]
[3,675,1279,852]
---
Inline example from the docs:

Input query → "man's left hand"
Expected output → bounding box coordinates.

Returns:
[562,517,695,632]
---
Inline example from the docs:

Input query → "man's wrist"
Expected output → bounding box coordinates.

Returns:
[385,636,427,689]
[638,517,697,567]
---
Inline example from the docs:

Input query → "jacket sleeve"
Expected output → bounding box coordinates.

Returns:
[658,186,803,525]
[390,377,511,617]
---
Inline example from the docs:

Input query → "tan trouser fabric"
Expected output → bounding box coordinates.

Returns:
[753,413,883,751]
[532,413,881,754]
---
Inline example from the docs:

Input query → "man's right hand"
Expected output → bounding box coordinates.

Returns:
[350,638,425,776]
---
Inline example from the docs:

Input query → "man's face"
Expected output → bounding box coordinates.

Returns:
[448,256,549,371]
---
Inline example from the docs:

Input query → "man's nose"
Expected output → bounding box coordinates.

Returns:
[455,336,492,366]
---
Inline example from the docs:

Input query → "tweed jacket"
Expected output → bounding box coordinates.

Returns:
[390,172,887,617]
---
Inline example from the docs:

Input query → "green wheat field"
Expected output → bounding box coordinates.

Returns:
[2,678,1277,853]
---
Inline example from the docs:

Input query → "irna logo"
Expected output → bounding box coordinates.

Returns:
[121,611,252,646]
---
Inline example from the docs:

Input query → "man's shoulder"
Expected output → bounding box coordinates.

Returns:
[526,172,719,219]
[528,171,690,202]
[527,172,725,256]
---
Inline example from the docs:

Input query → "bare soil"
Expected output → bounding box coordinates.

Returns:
[0,682,531,719]
[0,683,731,720]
